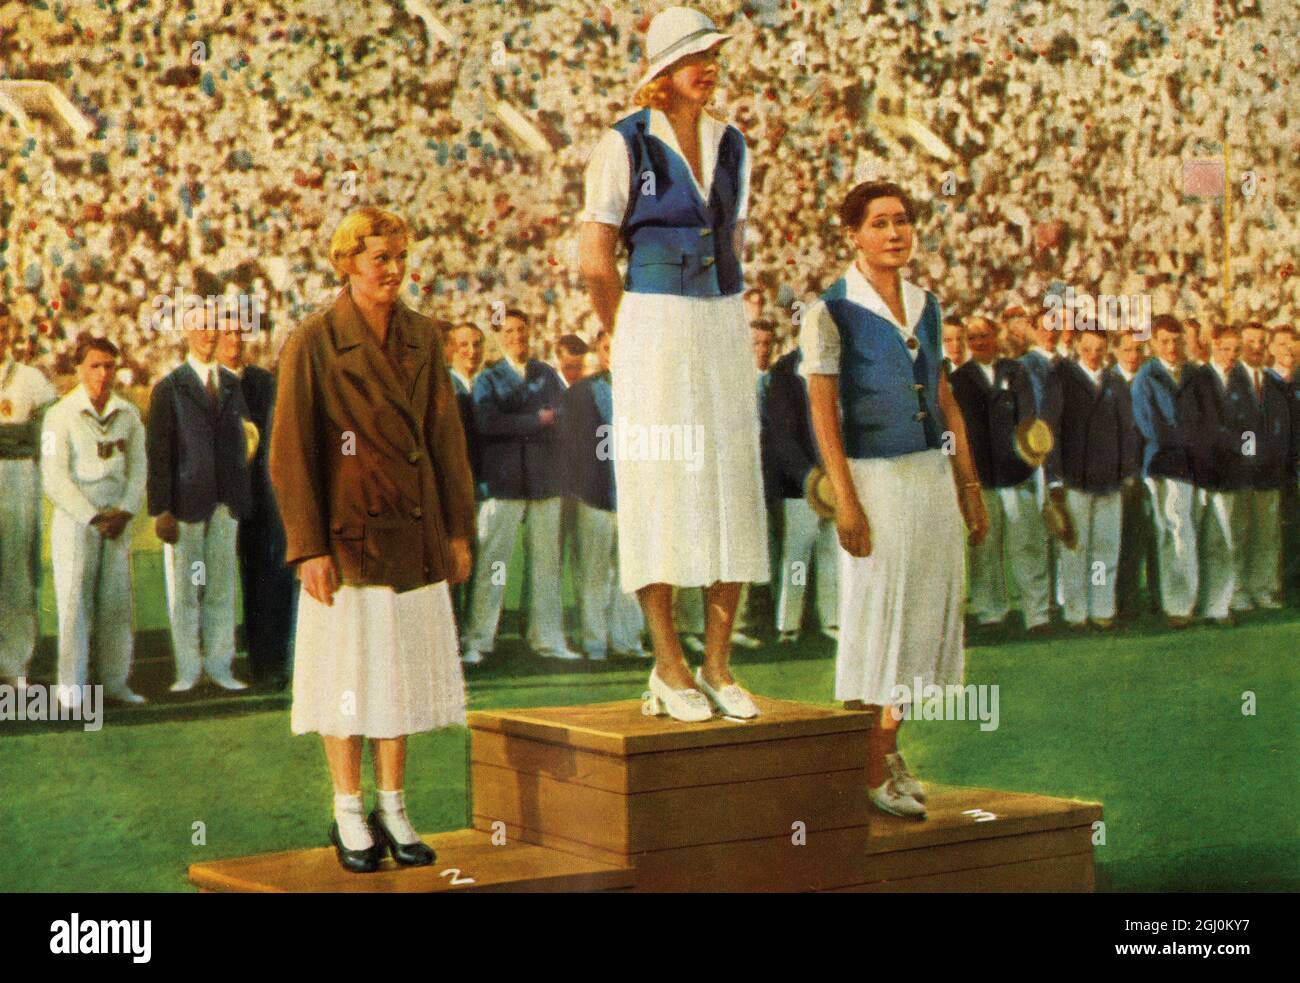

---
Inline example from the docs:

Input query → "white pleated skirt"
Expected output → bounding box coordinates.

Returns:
[290,580,467,739]
[835,449,967,706]
[610,290,770,593]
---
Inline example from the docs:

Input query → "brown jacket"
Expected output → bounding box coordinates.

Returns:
[269,289,475,591]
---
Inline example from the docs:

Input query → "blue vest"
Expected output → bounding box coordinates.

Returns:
[822,279,946,459]
[612,109,745,298]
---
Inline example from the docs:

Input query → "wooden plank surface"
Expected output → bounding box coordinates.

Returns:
[827,852,1096,892]
[471,727,867,794]
[472,760,872,853]
[468,697,872,756]
[187,828,633,894]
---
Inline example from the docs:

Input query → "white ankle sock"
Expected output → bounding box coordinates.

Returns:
[376,788,420,846]
[333,792,373,851]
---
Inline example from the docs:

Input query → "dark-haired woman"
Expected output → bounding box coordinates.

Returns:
[802,182,989,818]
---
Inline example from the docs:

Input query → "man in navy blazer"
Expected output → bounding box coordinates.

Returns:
[1266,327,1300,600]
[1230,323,1291,611]
[1131,315,1203,625]
[562,330,645,660]
[764,346,838,642]
[447,322,485,619]
[146,311,253,691]
[217,329,295,690]
[1041,329,1139,628]
[1185,324,1253,624]
[1111,332,1160,619]
[460,309,580,663]
[1017,311,1061,413]
[951,316,1052,632]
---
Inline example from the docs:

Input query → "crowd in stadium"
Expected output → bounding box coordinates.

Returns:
[1,0,1297,708]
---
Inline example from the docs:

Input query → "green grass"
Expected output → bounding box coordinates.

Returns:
[2,607,1296,892]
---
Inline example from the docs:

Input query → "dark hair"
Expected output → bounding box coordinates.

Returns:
[1150,314,1183,337]
[838,181,915,231]
[0,301,9,318]
[499,307,530,329]
[1268,325,1295,339]
[1211,322,1241,340]
[556,334,588,357]
[750,319,777,334]
[454,321,483,337]
[74,334,120,365]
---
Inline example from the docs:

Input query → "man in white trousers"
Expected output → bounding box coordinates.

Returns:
[146,310,253,690]
[1230,322,1289,611]
[0,304,57,690]
[950,317,1052,633]
[1131,316,1202,627]
[562,330,646,659]
[764,347,838,641]
[1040,329,1140,629]
[1187,324,1253,625]
[462,309,580,664]
[42,336,148,705]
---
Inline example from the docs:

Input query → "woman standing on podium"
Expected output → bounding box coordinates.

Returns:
[579,7,769,723]
[800,182,990,819]
[271,207,476,872]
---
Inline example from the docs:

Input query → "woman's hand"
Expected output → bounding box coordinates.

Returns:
[300,554,340,606]
[959,484,990,546]
[448,537,472,585]
[836,497,872,558]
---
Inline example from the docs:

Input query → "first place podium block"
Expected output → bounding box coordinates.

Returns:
[470,697,1101,892]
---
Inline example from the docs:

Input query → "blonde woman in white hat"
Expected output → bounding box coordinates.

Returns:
[579,6,767,722]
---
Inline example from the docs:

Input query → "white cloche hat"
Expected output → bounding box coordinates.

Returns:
[636,6,732,93]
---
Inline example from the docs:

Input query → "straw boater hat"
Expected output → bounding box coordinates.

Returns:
[636,6,733,93]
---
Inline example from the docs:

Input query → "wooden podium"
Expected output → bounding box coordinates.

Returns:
[470,696,1100,892]
[189,697,1100,892]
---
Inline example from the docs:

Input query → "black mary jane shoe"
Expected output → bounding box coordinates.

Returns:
[329,821,382,874]
[368,811,436,867]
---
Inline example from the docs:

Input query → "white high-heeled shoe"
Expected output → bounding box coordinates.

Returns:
[647,670,713,723]
[694,669,759,719]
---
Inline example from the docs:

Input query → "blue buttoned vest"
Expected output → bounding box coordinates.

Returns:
[612,108,745,297]
[821,278,947,459]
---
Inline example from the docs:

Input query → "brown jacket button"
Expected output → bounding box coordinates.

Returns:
[408,450,421,464]
[411,508,424,520]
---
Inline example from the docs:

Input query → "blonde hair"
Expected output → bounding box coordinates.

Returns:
[328,207,408,279]
[634,74,673,110]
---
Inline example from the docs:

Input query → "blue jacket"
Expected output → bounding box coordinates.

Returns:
[562,370,615,512]
[822,280,946,459]
[1018,348,1056,412]
[1268,367,1300,482]
[612,108,745,298]
[472,358,567,500]
[763,349,820,500]
[1041,360,1139,494]
[1186,362,1254,491]
[1130,358,1198,482]
[146,361,252,522]
[949,358,1037,489]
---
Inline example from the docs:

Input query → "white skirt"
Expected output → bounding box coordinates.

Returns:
[290,580,467,739]
[610,290,770,593]
[835,450,967,706]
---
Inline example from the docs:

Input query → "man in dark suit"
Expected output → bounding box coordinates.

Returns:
[951,316,1052,632]
[1017,310,1060,413]
[1228,322,1290,611]
[460,308,579,664]
[1186,323,1253,624]
[217,329,295,690]
[1266,326,1300,601]
[942,318,966,377]
[1041,329,1140,629]
[562,330,645,660]
[764,346,838,643]
[1112,331,1160,619]
[147,310,253,691]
